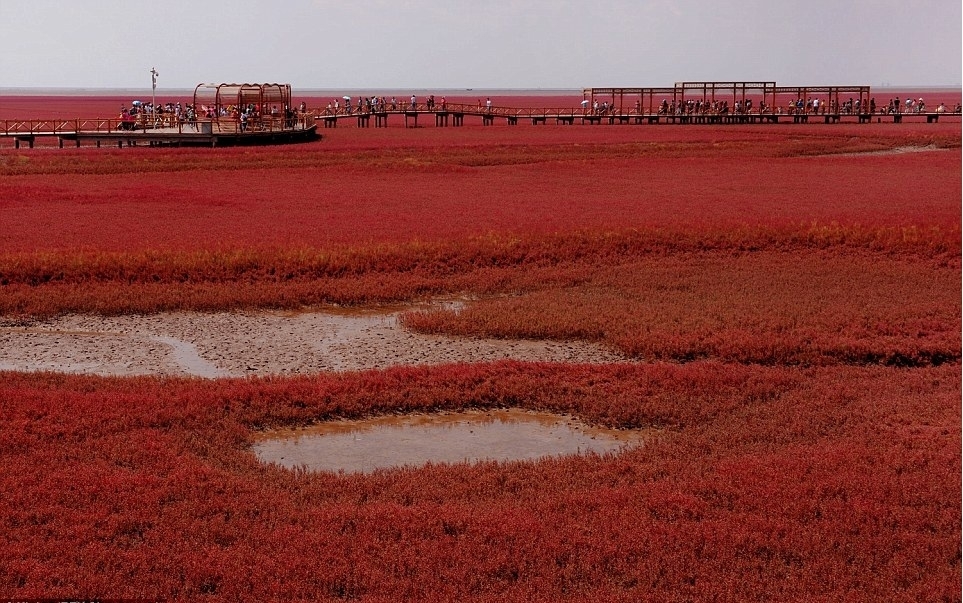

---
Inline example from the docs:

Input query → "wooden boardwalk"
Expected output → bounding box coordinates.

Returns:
[316,82,960,129]
[313,101,960,129]
[2,99,959,148]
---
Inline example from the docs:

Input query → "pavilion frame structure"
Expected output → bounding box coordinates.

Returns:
[193,83,292,116]
[584,82,872,114]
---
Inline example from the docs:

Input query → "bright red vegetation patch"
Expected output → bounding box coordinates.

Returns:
[0,127,959,253]
[399,248,961,366]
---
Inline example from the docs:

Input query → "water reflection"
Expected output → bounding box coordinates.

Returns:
[252,409,646,474]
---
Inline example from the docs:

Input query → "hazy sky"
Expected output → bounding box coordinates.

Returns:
[1,0,960,90]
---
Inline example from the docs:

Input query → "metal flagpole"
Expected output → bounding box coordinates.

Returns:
[150,68,158,117]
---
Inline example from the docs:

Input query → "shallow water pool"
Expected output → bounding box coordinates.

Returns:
[252,409,646,474]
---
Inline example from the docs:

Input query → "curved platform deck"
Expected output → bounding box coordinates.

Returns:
[0,116,318,148]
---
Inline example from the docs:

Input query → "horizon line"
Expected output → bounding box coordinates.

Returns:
[1,83,961,96]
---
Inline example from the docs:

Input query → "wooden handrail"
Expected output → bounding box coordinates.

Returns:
[311,101,963,119]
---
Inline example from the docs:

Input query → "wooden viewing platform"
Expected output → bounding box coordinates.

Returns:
[0,115,318,148]
[1,81,321,148]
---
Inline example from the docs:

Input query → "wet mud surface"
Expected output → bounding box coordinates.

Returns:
[0,308,628,377]
[253,408,648,473]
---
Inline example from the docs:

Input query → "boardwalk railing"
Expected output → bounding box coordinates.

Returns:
[317,102,585,117]
[310,100,961,129]
[315,102,596,128]
[314,101,961,120]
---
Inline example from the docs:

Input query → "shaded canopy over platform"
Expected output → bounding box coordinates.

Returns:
[584,82,873,114]
[193,83,292,113]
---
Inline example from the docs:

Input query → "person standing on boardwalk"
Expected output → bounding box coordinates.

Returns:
[486,97,492,113]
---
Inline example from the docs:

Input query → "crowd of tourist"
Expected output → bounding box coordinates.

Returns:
[316,94,962,119]
[119,100,309,131]
[237,103,305,131]
[584,96,963,117]
[886,97,961,114]
[319,95,502,115]
[119,101,197,130]
[321,94,459,115]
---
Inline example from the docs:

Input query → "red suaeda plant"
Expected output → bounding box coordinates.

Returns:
[1,126,959,251]
[0,108,959,601]
[399,247,961,366]
[1,129,959,325]
[2,230,959,370]
[0,362,958,601]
